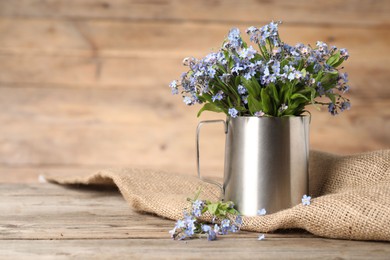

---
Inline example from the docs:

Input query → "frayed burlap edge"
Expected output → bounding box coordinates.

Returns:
[45,150,390,241]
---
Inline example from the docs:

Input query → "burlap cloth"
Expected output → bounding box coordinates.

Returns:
[45,150,390,241]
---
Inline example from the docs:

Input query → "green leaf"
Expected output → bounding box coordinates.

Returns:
[247,95,262,114]
[241,77,257,98]
[261,88,273,115]
[234,76,241,87]
[207,203,218,215]
[227,208,239,215]
[268,83,280,106]
[332,57,345,68]
[291,93,310,101]
[326,53,341,66]
[217,209,227,216]
[251,78,262,96]
[301,68,307,78]
[197,103,224,117]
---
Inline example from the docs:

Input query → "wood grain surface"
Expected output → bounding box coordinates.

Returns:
[1,184,389,259]
[0,0,389,182]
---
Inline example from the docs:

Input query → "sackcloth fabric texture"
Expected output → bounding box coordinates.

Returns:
[44,150,390,241]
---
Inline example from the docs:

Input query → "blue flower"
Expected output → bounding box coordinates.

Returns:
[316,82,325,96]
[342,85,350,93]
[175,219,186,229]
[231,62,245,74]
[246,26,260,44]
[257,208,267,216]
[207,67,216,78]
[213,224,220,234]
[340,48,349,60]
[302,194,311,206]
[238,46,257,59]
[183,96,193,106]
[192,199,205,217]
[241,95,248,104]
[216,51,227,65]
[340,101,351,112]
[202,224,211,232]
[207,229,217,241]
[254,111,265,117]
[279,104,288,112]
[228,108,239,118]
[212,91,224,102]
[237,85,247,95]
[258,234,265,240]
[169,80,179,95]
[221,219,230,228]
[230,224,239,233]
[235,215,243,226]
[271,60,281,75]
[339,72,349,84]
[328,103,337,116]
[316,41,328,52]
[225,28,242,50]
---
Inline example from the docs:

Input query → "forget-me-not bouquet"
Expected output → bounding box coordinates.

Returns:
[169,21,351,118]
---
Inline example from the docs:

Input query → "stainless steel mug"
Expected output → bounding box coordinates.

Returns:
[196,116,310,216]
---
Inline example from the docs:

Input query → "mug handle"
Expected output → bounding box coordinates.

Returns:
[196,120,228,200]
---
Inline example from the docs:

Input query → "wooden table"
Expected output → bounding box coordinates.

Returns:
[1,184,389,259]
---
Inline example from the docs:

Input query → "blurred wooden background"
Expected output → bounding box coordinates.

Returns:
[0,0,389,182]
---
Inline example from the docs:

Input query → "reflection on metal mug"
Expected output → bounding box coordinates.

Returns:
[196,116,310,216]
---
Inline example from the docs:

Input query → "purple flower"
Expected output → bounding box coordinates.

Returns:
[279,103,288,112]
[213,224,220,234]
[242,95,248,104]
[271,60,281,75]
[192,200,205,217]
[212,90,224,102]
[340,101,351,111]
[302,194,311,206]
[316,82,325,96]
[230,224,239,233]
[237,85,247,95]
[254,111,265,117]
[207,229,217,241]
[316,41,328,52]
[238,46,257,59]
[169,80,179,95]
[221,219,230,228]
[183,96,193,106]
[257,208,267,216]
[340,48,349,60]
[246,26,260,44]
[339,72,349,84]
[207,67,216,78]
[202,224,211,232]
[225,28,242,50]
[228,108,239,118]
[328,103,337,116]
[235,215,243,226]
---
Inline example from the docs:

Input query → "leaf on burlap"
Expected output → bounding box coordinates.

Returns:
[45,150,390,241]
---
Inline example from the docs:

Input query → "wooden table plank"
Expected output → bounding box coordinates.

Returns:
[0,18,389,60]
[0,184,389,259]
[0,85,388,173]
[0,0,388,26]
[1,238,390,260]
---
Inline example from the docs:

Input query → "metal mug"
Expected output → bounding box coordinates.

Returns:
[196,116,310,216]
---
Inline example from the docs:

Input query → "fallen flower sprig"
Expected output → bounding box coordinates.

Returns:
[169,190,242,241]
